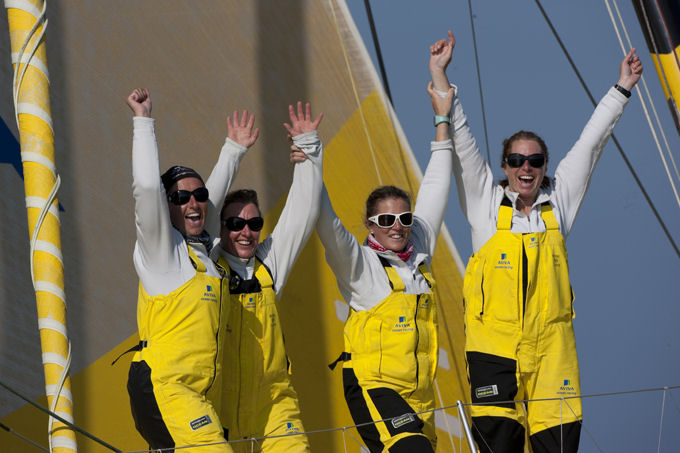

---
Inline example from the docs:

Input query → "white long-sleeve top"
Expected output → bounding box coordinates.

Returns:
[317,139,453,312]
[450,87,629,254]
[132,116,247,297]
[211,131,323,296]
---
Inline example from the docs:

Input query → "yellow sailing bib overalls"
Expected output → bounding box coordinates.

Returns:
[335,258,438,453]
[463,199,582,453]
[218,257,309,453]
[128,245,232,452]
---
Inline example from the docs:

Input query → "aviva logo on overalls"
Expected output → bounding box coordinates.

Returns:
[495,253,512,269]
[393,316,414,332]
[528,236,539,248]
[558,379,576,395]
[285,422,300,433]
[246,297,256,309]
[201,285,217,302]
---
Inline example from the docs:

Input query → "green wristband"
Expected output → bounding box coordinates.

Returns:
[434,115,451,126]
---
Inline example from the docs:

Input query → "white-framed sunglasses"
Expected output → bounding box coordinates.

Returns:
[368,212,413,228]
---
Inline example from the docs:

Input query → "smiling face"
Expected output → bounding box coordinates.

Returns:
[502,139,547,206]
[366,197,411,252]
[220,202,261,259]
[167,177,208,236]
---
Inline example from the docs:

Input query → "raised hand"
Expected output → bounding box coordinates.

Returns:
[283,101,323,137]
[227,109,259,148]
[429,30,455,73]
[126,88,152,117]
[617,48,643,91]
[429,31,455,92]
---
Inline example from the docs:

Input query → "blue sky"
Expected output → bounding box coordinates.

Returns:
[347,1,680,451]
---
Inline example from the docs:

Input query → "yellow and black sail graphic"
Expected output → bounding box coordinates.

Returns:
[633,0,680,134]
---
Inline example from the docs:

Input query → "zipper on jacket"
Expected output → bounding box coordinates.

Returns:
[521,236,528,327]
[205,264,226,395]
[410,295,421,397]
[479,274,485,318]
[236,293,244,434]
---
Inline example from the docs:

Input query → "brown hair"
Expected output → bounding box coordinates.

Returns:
[499,130,551,189]
[365,185,412,220]
[221,189,260,220]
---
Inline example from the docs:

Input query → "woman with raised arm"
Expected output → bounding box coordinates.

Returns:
[210,102,323,453]
[308,34,455,453]
[125,88,257,453]
[446,44,643,452]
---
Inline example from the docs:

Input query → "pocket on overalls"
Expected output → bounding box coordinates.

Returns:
[463,255,486,321]
[379,314,418,389]
[349,316,383,382]
[544,252,574,323]
[482,253,520,324]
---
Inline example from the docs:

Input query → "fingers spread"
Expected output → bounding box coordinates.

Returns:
[312,112,323,129]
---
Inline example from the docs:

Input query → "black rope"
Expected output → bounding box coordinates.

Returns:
[0,420,49,452]
[465,0,492,163]
[533,0,680,260]
[0,378,122,452]
[362,0,393,104]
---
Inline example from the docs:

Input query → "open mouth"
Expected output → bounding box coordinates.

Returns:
[518,175,535,187]
[185,212,202,227]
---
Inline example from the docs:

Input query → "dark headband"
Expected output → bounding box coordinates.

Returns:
[160,166,204,192]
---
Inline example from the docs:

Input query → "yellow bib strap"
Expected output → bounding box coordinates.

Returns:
[215,256,229,274]
[254,259,275,289]
[417,263,434,289]
[187,245,207,273]
[540,203,559,231]
[378,256,405,292]
[497,203,514,231]
[384,266,405,292]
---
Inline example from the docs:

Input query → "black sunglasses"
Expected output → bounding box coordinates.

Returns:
[505,153,545,168]
[167,187,209,205]
[221,216,264,232]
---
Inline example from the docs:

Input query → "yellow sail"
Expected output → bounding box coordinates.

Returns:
[0,1,467,451]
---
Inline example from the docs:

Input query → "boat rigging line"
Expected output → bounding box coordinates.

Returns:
[533,0,680,261]
[465,0,492,164]
[327,0,383,185]
[362,0,393,104]
[605,0,680,209]
[2,374,679,453]
[0,421,49,452]
[0,378,122,452]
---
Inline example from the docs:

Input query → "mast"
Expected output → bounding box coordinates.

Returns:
[3,1,77,452]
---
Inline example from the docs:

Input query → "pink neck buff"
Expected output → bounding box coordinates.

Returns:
[366,234,414,262]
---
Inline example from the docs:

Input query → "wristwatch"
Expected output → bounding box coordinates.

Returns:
[614,84,631,98]
[434,114,451,126]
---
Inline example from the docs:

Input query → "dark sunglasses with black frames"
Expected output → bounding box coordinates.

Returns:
[221,216,265,232]
[505,153,546,168]
[167,187,210,205]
